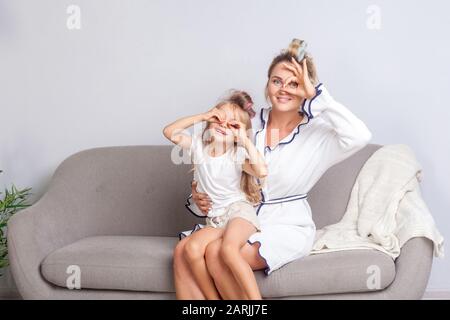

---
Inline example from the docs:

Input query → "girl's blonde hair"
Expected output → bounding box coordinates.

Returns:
[197,90,262,204]
[264,38,319,103]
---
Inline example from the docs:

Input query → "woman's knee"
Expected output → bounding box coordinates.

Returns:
[183,238,205,263]
[174,238,187,260]
[173,239,189,275]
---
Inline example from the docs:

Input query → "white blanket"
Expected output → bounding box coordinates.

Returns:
[311,144,444,259]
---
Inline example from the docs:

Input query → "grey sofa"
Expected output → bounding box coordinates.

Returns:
[7,144,434,299]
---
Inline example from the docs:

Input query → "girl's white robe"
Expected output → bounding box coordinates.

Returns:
[182,83,372,275]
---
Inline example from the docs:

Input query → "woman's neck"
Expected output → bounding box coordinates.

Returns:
[268,107,304,130]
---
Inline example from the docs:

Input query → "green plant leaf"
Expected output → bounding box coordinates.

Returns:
[0,182,32,270]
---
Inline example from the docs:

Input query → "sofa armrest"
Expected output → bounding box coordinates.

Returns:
[7,190,90,299]
[383,237,434,299]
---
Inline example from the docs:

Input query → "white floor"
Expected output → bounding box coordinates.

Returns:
[422,290,450,300]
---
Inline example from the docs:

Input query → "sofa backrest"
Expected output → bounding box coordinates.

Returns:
[48,144,381,237]
[308,144,381,229]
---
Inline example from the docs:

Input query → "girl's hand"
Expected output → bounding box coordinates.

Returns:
[227,120,247,143]
[281,57,316,100]
[191,181,211,215]
[202,107,225,124]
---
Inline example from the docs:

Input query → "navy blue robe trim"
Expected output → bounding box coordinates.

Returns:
[184,194,208,218]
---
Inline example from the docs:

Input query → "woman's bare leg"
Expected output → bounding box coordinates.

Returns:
[205,238,248,300]
[221,218,262,300]
[183,227,224,300]
[173,237,206,300]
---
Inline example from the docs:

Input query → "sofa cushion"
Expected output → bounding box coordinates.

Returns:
[256,249,396,298]
[41,236,177,292]
[41,236,395,296]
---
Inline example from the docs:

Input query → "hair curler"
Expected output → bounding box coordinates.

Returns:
[297,40,308,62]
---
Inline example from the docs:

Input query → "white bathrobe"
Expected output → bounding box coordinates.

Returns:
[184,83,372,275]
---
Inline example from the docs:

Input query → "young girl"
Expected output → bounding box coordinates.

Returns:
[163,90,267,300]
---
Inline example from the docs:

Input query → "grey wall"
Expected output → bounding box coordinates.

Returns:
[1,0,449,293]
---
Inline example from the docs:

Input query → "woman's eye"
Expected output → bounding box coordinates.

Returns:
[288,82,298,89]
[272,79,281,86]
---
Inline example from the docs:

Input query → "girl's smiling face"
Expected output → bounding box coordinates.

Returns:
[267,62,303,112]
[207,104,238,144]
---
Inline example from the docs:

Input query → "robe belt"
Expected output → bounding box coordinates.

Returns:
[260,193,308,205]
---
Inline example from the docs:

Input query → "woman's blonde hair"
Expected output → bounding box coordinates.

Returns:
[264,38,319,103]
[195,90,262,204]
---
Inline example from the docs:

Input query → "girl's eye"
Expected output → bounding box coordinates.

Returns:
[272,79,281,86]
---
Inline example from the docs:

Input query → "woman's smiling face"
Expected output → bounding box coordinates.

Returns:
[267,62,303,112]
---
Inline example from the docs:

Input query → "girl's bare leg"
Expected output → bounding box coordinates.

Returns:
[221,218,263,300]
[183,227,224,300]
[173,237,206,300]
[205,238,249,300]
[205,232,268,300]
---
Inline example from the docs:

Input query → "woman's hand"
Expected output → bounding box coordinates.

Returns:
[281,57,316,100]
[202,107,225,124]
[191,181,211,215]
[227,120,248,144]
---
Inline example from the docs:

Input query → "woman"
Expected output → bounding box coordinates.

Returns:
[173,39,372,300]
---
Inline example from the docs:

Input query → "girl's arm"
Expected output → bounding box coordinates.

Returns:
[162,114,203,149]
[162,108,224,149]
[229,120,267,179]
[241,136,268,179]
